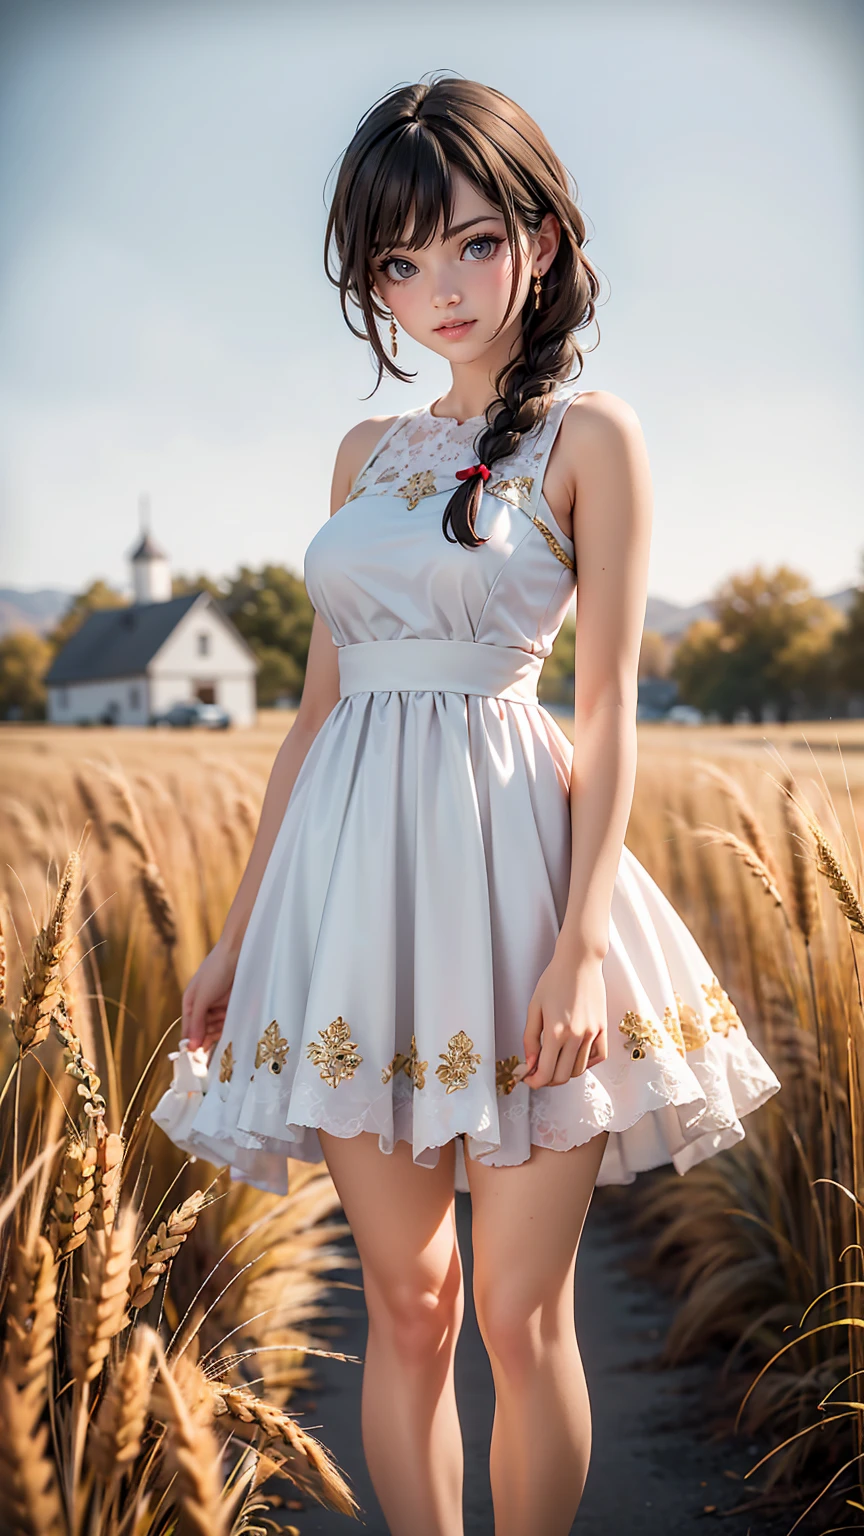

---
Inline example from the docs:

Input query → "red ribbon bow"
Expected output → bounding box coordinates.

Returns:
[455,463,491,484]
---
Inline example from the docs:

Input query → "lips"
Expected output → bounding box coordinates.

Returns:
[434,319,476,337]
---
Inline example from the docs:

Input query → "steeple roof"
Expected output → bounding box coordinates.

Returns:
[129,531,168,562]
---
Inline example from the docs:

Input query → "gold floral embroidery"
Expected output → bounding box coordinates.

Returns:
[307,1016,363,1089]
[676,992,711,1050]
[374,466,400,484]
[701,978,742,1037]
[487,475,535,512]
[254,1020,290,1076]
[396,470,437,510]
[436,1030,481,1093]
[496,1055,521,1096]
[344,483,366,503]
[661,1007,686,1059]
[530,515,575,571]
[219,1041,235,1083]
[382,1033,427,1091]
[619,1010,666,1061]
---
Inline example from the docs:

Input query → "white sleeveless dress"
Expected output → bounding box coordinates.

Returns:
[152,380,781,1195]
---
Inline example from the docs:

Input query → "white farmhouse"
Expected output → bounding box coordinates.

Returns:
[44,531,258,727]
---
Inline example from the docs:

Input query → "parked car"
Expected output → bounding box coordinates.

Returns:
[663,703,703,727]
[150,700,231,729]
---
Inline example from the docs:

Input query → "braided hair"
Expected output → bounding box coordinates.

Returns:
[324,74,601,552]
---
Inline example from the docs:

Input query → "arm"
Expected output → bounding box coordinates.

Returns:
[522,392,653,1087]
[183,413,396,1048]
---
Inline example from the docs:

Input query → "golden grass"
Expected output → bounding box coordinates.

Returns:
[2,712,864,1526]
[0,739,363,1531]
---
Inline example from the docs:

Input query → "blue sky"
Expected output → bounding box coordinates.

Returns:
[0,0,861,604]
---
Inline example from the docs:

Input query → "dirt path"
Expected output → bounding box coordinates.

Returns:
[288,1188,798,1535]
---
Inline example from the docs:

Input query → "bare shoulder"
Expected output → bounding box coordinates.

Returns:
[560,388,646,463]
[330,412,400,515]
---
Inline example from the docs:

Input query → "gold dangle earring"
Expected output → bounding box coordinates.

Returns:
[389,311,398,358]
[533,269,543,311]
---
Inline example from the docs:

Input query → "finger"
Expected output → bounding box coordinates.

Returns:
[586,1030,608,1068]
[549,1037,581,1086]
[187,987,208,1049]
[522,997,543,1076]
[570,1028,597,1079]
[527,1020,563,1089]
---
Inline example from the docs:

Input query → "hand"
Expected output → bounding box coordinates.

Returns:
[520,951,608,1088]
[182,940,238,1052]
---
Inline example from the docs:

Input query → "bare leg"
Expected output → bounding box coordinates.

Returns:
[465,1131,610,1536]
[317,1129,465,1536]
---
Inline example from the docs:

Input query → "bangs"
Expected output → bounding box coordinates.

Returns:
[355,122,526,267]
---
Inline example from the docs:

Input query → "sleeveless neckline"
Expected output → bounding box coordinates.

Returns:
[425,399,488,429]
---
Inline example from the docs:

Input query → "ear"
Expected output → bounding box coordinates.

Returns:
[534,211,561,276]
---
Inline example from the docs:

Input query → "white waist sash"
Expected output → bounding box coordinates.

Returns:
[337,639,543,704]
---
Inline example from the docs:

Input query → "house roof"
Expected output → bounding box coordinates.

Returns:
[44,593,205,685]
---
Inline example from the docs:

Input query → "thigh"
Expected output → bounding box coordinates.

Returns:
[465,1132,609,1308]
[317,1129,462,1303]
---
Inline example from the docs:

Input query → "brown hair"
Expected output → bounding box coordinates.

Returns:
[324,74,601,551]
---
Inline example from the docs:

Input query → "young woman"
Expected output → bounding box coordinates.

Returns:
[153,76,781,1536]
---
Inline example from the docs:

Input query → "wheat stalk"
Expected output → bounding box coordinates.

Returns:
[74,773,112,854]
[14,851,80,1054]
[697,760,782,885]
[92,1130,124,1235]
[129,1190,211,1309]
[779,778,819,944]
[96,763,154,857]
[49,1136,99,1258]
[0,908,6,1010]
[810,824,864,936]
[52,992,107,1128]
[108,820,151,863]
[68,1203,137,1383]
[692,824,785,908]
[211,1379,359,1515]
[89,1326,155,1481]
[140,861,178,950]
[0,1235,65,1535]
[150,1343,230,1536]
[4,799,54,867]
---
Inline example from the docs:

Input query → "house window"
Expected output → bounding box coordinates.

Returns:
[129,685,140,709]
[197,632,210,656]
[58,687,68,709]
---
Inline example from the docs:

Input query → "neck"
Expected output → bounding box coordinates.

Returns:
[434,322,526,424]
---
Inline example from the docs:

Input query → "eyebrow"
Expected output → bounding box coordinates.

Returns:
[383,213,505,255]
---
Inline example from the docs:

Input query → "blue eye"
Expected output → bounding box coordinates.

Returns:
[463,236,501,261]
[382,256,418,282]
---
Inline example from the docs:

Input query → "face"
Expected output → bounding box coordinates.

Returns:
[371,167,559,367]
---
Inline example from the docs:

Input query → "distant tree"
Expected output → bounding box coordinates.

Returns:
[638,629,671,680]
[221,564,313,650]
[674,565,842,722]
[48,579,127,651]
[539,614,575,705]
[0,630,53,720]
[833,559,864,699]
[254,646,306,706]
[171,572,225,600]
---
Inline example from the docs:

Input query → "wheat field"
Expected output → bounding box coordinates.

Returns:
[1,712,863,1529]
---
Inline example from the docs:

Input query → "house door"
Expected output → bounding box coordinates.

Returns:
[194,683,217,704]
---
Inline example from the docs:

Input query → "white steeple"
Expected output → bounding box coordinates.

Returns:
[129,494,172,604]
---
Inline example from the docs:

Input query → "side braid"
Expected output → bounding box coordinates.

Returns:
[441,315,578,549]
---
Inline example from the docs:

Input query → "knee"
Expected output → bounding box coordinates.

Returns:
[474,1283,554,1376]
[367,1268,463,1366]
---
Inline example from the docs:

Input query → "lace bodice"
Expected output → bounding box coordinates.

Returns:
[341,384,581,571]
[303,380,582,660]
